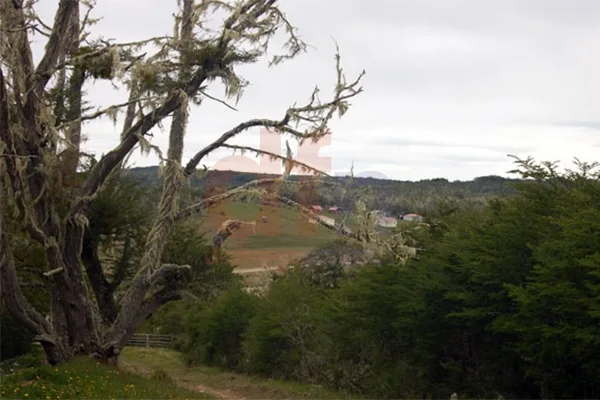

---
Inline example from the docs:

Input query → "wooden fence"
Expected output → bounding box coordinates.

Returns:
[127,333,175,349]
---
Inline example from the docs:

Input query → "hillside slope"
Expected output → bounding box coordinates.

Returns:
[193,201,339,271]
[127,166,520,215]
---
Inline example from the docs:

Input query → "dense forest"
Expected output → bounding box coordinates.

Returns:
[3,156,599,399]
[141,158,599,399]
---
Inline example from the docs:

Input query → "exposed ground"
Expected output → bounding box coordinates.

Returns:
[119,347,356,400]
[194,201,398,287]
[195,201,340,272]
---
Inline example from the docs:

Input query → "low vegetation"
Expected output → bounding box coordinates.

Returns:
[1,350,209,399]
[156,158,600,399]
[120,347,356,400]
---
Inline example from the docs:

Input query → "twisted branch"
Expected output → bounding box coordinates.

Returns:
[183,47,364,175]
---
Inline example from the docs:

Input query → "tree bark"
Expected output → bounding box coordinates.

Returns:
[81,236,118,324]
[101,0,195,356]
[1,0,364,366]
[62,2,83,183]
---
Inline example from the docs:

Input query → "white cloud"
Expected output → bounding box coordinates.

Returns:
[30,0,600,181]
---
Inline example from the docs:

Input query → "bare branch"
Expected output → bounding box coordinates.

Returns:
[221,144,328,176]
[212,219,256,249]
[56,95,159,132]
[79,0,98,42]
[176,176,340,220]
[42,267,64,277]
[199,89,238,111]
[149,263,191,287]
[177,177,281,220]
[32,25,50,37]
[61,3,84,181]
[34,14,52,32]
[134,288,184,327]
[51,37,168,75]
[105,0,197,346]
[1,0,36,109]
[183,47,365,176]
[33,0,78,93]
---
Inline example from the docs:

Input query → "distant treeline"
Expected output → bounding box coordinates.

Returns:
[126,167,521,215]
[146,162,600,399]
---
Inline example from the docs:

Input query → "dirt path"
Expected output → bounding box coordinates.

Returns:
[234,265,285,274]
[120,348,349,400]
[193,383,246,400]
[228,248,311,271]
[119,358,247,400]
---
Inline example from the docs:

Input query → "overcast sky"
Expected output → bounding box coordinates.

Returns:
[33,0,600,181]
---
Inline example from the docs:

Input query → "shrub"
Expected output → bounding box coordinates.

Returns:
[181,284,258,369]
[242,268,329,381]
[0,355,204,399]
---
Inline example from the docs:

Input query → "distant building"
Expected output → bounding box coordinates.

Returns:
[328,206,342,213]
[402,213,423,222]
[311,205,323,213]
[376,216,397,228]
[318,215,335,227]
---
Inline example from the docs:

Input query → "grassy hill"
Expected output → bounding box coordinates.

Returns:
[192,200,405,272]
[124,167,520,271]
[194,201,339,270]
[127,166,521,215]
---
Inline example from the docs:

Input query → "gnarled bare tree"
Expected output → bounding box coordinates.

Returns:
[0,0,364,364]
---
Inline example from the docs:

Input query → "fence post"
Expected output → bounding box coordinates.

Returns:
[146,333,150,348]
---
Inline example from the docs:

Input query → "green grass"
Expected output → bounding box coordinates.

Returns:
[198,202,339,250]
[0,354,211,399]
[214,202,402,248]
[121,347,360,400]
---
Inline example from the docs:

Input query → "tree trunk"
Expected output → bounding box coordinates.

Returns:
[81,236,118,324]
[1,0,364,367]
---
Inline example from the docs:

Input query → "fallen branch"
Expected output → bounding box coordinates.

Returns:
[212,219,256,249]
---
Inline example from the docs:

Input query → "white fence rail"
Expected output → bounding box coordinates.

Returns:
[127,333,175,349]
